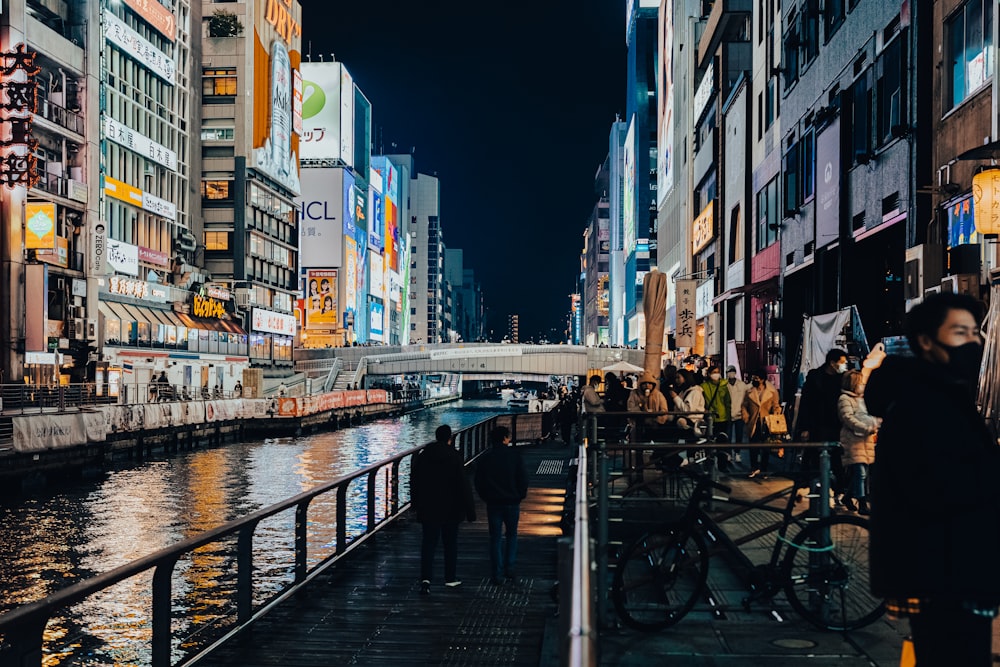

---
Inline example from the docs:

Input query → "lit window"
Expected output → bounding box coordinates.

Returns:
[202,180,231,200]
[203,68,237,96]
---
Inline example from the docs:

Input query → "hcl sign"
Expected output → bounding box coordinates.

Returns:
[299,200,338,221]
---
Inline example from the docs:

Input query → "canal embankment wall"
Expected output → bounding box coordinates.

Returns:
[0,390,459,489]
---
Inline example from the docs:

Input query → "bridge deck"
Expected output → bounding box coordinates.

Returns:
[199,441,574,667]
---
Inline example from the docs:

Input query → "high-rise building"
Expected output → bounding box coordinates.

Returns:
[623,0,658,345]
[199,0,302,372]
[507,314,519,344]
[404,171,444,344]
[0,1,98,384]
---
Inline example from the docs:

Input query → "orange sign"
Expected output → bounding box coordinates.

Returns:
[123,0,176,41]
[264,0,302,44]
[25,202,56,249]
[692,201,714,254]
[104,175,144,208]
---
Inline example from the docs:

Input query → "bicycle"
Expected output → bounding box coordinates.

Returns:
[611,466,884,633]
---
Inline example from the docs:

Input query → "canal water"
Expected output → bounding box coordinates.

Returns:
[0,398,506,666]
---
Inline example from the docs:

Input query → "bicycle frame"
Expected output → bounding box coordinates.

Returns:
[685,475,820,615]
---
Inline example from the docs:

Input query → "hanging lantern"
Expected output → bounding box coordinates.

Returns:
[972,168,1000,234]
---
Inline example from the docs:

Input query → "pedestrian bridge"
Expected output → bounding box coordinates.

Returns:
[296,343,647,379]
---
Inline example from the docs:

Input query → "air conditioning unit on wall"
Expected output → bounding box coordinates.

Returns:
[940,273,979,297]
[904,244,943,300]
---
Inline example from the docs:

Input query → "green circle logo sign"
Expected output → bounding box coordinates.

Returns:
[301,80,325,120]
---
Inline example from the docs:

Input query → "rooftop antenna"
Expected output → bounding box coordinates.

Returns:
[330,53,335,62]
[318,53,324,62]
[307,40,312,61]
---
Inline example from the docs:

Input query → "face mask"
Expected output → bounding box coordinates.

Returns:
[643,387,651,396]
[836,363,848,374]
[935,340,983,387]
[710,373,721,381]
[727,374,736,383]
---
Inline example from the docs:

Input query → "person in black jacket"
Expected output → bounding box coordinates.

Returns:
[796,348,849,490]
[411,424,477,595]
[866,292,1000,666]
[474,425,528,585]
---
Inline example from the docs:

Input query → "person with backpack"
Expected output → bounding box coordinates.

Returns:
[411,424,477,595]
[474,426,528,585]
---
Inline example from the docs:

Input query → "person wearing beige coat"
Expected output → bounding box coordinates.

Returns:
[837,370,879,514]
[741,371,780,477]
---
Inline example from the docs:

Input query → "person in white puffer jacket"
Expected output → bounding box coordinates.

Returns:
[837,369,880,514]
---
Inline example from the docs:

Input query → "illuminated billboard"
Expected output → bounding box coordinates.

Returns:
[623,118,636,256]
[252,0,303,194]
[299,62,351,163]
[305,268,338,330]
[370,301,384,340]
[342,169,356,236]
[344,236,358,323]
[657,0,675,205]
[369,252,385,299]
[297,167,345,268]
[340,68,355,169]
[353,185,369,341]
[373,156,400,272]
[369,189,383,252]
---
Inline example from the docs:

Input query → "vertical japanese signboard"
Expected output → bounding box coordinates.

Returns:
[675,279,697,348]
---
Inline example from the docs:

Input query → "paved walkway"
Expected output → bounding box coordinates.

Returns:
[198,440,572,666]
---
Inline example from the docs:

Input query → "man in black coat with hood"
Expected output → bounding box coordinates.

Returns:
[866,292,1000,665]
[474,425,528,585]
[411,424,477,595]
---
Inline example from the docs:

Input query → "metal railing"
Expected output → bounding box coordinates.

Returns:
[0,416,503,667]
[562,441,596,666]
[583,411,837,629]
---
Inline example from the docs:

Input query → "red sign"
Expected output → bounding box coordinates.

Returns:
[139,245,170,267]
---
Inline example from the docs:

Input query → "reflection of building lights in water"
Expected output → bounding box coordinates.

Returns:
[1,402,501,665]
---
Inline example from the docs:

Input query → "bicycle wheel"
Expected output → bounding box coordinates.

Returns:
[612,525,709,632]
[782,515,885,631]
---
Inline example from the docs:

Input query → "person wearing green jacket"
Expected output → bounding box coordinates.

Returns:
[701,365,733,470]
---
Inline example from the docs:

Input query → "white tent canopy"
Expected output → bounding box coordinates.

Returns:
[602,360,645,374]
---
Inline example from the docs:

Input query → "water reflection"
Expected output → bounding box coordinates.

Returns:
[0,399,503,665]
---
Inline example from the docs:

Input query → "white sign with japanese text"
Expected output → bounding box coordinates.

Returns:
[104,116,177,171]
[675,279,697,348]
[103,10,175,84]
[106,238,139,276]
[252,308,296,336]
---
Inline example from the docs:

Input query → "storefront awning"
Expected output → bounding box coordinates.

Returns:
[175,312,247,336]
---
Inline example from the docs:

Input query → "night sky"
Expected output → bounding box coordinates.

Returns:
[300,0,627,341]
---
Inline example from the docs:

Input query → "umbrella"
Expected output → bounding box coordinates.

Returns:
[601,360,645,374]
[643,269,667,378]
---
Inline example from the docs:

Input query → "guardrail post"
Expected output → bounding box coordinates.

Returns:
[367,470,377,531]
[238,525,254,619]
[295,502,309,584]
[151,559,177,667]
[597,436,609,629]
[336,484,348,553]
[5,617,45,666]
[390,460,401,514]
[819,445,831,520]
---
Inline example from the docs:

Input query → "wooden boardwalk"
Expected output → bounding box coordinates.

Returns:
[198,441,574,667]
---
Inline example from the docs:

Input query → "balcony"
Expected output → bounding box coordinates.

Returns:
[698,0,752,68]
[33,171,87,203]
[36,98,84,136]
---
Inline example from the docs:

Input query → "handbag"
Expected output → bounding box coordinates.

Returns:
[763,412,788,436]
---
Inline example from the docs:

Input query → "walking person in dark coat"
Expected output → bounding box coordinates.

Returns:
[474,425,528,585]
[796,348,849,494]
[410,424,477,595]
[866,292,1000,666]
